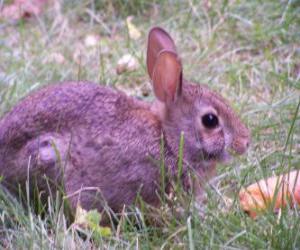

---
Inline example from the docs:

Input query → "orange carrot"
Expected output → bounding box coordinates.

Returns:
[239,170,300,218]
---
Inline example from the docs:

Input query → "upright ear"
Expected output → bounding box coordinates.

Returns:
[152,50,182,103]
[147,27,177,80]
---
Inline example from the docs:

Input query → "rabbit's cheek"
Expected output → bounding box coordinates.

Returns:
[201,129,225,156]
[223,129,233,150]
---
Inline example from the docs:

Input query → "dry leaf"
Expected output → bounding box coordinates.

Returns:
[47,52,65,64]
[126,16,141,40]
[222,196,234,212]
[74,204,88,227]
[116,54,139,74]
[0,0,49,21]
[84,34,100,47]
[239,170,300,218]
[74,205,112,238]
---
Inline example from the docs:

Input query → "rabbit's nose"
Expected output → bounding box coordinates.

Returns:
[231,136,250,155]
[243,139,250,153]
[242,137,250,151]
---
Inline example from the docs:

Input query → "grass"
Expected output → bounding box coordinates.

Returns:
[0,0,299,248]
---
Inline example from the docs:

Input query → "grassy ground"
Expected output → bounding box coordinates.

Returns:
[0,0,299,249]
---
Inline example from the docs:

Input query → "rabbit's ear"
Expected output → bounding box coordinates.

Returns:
[152,50,182,103]
[147,27,177,80]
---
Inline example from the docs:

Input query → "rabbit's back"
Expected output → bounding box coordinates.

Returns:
[0,82,142,147]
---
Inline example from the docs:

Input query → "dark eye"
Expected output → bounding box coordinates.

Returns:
[202,113,219,129]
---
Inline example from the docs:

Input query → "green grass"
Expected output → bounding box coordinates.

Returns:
[0,0,299,248]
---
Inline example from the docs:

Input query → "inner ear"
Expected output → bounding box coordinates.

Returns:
[147,27,177,81]
[152,50,182,103]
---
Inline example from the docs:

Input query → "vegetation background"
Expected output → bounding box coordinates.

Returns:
[0,0,299,248]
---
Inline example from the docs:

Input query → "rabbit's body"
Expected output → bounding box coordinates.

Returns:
[0,27,250,219]
[0,82,169,210]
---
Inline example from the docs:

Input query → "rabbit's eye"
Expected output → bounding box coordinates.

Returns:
[202,113,219,129]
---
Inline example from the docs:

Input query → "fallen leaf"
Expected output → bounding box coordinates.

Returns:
[47,52,65,64]
[74,204,88,227]
[116,54,139,74]
[84,34,100,47]
[126,16,141,40]
[74,205,112,238]
[0,0,49,21]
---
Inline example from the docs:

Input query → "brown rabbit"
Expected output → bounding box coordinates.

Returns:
[0,27,250,219]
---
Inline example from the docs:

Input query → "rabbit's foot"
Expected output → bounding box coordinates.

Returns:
[38,137,60,167]
[36,134,70,170]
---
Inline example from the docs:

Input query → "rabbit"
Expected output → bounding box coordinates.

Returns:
[0,27,250,221]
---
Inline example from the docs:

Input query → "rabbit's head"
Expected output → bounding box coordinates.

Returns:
[147,27,250,167]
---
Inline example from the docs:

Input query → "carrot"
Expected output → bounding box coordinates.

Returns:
[239,170,300,218]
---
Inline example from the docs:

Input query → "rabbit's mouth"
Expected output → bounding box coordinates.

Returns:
[205,151,232,163]
[218,150,232,163]
[192,149,232,163]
